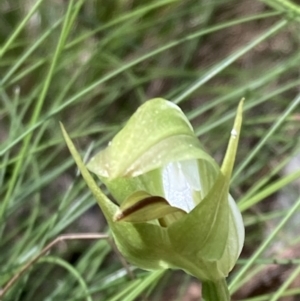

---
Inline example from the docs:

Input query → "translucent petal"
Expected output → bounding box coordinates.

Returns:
[217,195,245,276]
[162,160,201,212]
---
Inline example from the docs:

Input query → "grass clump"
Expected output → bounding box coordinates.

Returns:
[1,0,300,300]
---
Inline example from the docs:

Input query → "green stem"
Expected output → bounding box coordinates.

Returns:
[202,278,230,301]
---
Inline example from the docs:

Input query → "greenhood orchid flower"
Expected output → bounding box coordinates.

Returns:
[61,98,244,301]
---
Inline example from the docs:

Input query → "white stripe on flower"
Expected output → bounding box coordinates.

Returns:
[162,160,202,213]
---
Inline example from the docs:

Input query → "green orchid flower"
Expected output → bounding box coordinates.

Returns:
[61,98,244,301]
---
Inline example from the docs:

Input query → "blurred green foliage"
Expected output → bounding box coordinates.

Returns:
[1,0,300,300]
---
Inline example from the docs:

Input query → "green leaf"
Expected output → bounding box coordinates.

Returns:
[221,99,244,180]
[60,122,118,222]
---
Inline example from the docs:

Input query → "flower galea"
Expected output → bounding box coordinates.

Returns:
[61,98,244,300]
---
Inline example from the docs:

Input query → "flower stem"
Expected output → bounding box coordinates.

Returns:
[202,278,230,301]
